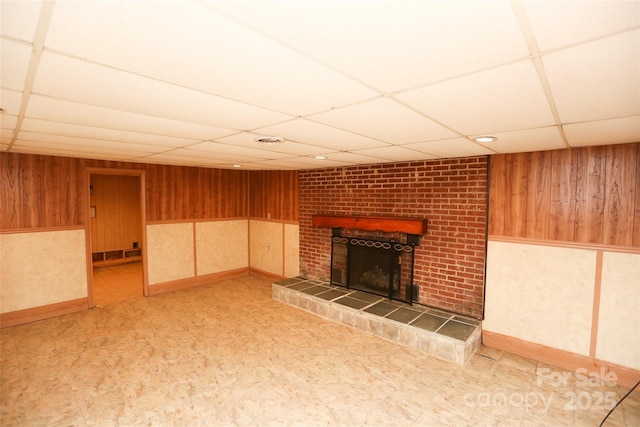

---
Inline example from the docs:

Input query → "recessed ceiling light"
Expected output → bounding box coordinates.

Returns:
[232,164,242,168]
[314,155,327,160]
[254,136,284,144]
[475,136,497,143]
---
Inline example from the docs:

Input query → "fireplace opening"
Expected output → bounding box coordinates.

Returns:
[330,234,417,304]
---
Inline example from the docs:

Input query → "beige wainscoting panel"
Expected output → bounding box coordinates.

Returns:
[146,223,194,285]
[483,240,596,355]
[0,229,87,313]
[249,220,283,276]
[596,251,640,370]
[284,223,300,278]
[196,220,248,276]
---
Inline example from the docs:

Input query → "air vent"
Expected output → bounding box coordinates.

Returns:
[254,136,284,144]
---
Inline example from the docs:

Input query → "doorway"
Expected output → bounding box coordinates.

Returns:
[86,169,147,307]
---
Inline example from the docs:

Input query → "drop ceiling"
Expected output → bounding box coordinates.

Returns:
[1,0,638,170]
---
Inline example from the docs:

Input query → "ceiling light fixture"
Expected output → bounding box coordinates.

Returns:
[254,136,284,144]
[314,155,327,160]
[232,164,242,168]
[475,136,497,143]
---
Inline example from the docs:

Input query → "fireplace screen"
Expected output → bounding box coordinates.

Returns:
[330,235,417,304]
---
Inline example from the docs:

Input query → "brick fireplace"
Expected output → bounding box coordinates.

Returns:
[299,157,488,319]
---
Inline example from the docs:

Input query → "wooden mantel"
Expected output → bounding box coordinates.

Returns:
[311,214,427,235]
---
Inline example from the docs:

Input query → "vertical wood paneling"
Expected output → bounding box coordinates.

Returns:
[0,153,86,230]
[144,164,249,221]
[1,153,252,230]
[488,156,506,236]
[90,175,142,252]
[603,143,637,246]
[576,146,605,243]
[489,142,640,248]
[525,150,551,238]
[249,170,299,221]
[634,145,640,247]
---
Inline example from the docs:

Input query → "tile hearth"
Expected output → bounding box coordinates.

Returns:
[273,277,481,365]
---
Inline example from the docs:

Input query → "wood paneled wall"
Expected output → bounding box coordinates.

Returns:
[145,164,249,222]
[90,175,142,252]
[1,154,85,229]
[0,153,250,230]
[249,170,299,221]
[489,142,640,247]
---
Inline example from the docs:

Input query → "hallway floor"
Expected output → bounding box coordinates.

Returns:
[1,276,638,426]
[92,261,143,306]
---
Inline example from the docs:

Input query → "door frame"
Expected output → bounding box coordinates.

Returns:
[84,167,148,308]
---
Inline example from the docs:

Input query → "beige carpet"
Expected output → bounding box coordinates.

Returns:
[1,276,637,426]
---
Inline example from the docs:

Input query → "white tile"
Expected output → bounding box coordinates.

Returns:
[543,30,640,123]
[311,97,458,144]
[1,40,32,91]
[0,0,41,42]
[397,60,555,135]
[403,137,495,158]
[32,52,292,129]
[45,0,376,116]
[214,1,529,92]
[20,118,200,148]
[252,118,389,151]
[565,116,640,147]
[25,95,236,140]
[524,1,640,51]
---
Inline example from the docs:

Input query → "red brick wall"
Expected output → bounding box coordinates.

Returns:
[299,157,488,319]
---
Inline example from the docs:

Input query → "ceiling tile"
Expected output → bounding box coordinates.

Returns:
[188,141,292,159]
[0,89,23,116]
[32,52,292,130]
[564,116,640,147]
[251,157,350,170]
[16,131,167,156]
[45,1,377,116]
[10,141,154,161]
[1,40,32,91]
[212,0,529,92]
[319,151,401,166]
[20,118,200,148]
[25,95,235,140]
[310,98,458,144]
[523,1,640,51]
[253,118,390,151]
[351,145,436,162]
[403,138,495,158]
[396,60,555,135]
[476,127,567,153]
[543,29,640,123]
[140,152,228,168]
[215,132,330,157]
[0,0,41,42]
[1,114,18,131]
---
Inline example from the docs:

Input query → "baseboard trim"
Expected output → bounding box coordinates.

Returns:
[1,298,89,328]
[482,330,640,389]
[248,267,286,282]
[148,267,250,296]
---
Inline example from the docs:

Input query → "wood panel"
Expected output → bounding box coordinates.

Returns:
[489,142,640,248]
[145,165,249,221]
[249,170,299,221]
[1,153,252,231]
[0,153,85,229]
[90,175,142,252]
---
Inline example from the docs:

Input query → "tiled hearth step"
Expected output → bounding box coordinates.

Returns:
[272,277,481,365]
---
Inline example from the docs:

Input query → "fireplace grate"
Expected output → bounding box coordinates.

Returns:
[330,235,418,304]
